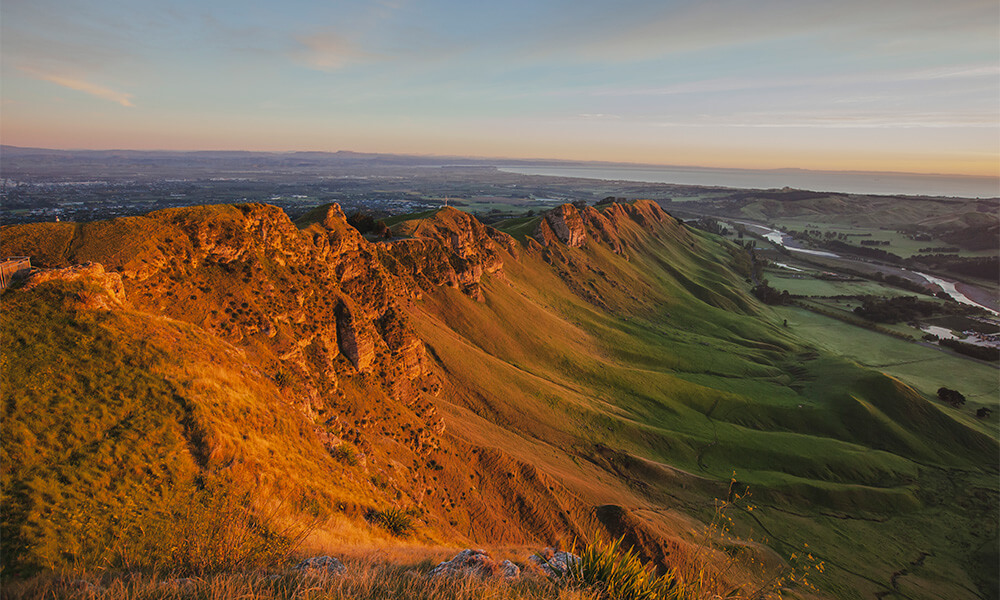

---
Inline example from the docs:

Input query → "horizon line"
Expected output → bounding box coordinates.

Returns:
[3,144,997,182]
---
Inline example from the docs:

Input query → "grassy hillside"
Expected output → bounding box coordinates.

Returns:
[398,204,998,599]
[1,201,996,599]
[1,278,381,574]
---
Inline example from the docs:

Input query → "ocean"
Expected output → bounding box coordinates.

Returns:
[498,165,999,199]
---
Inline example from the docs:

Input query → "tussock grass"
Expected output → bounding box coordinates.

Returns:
[365,507,415,538]
[572,536,676,600]
[0,280,367,575]
[92,489,312,575]
[1,561,597,600]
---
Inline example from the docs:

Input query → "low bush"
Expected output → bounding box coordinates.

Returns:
[366,507,415,537]
[329,442,360,466]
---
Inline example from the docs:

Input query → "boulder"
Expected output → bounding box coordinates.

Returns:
[529,548,580,578]
[430,549,520,578]
[295,555,346,575]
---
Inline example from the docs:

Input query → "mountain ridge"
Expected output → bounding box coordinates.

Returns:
[2,200,996,598]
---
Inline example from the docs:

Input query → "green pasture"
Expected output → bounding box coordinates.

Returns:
[495,215,542,243]
[771,218,995,259]
[764,271,916,297]
[771,306,999,411]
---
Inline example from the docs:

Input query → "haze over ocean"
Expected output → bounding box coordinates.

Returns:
[500,164,1000,198]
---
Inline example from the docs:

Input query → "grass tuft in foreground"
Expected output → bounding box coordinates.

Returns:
[365,507,416,537]
[571,536,676,600]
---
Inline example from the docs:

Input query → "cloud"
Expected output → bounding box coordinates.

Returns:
[18,67,134,106]
[293,31,376,71]
[577,113,622,120]
[650,111,998,129]
[571,62,999,99]
[522,0,997,65]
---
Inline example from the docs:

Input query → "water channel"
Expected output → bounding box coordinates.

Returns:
[737,221,998,316]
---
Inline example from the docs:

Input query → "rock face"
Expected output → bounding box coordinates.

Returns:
[1,198,687,562]
[580,206,625,254]
[384,207,515,301]
[430,549,520,578]
[335,298,376,372]
[23,262,127,310]
[535,204,587,248]
[528,548,580,578]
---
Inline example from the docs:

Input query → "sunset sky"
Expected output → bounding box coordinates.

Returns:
[2,0,998,176]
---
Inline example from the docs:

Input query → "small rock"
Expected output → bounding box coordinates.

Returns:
[529,548,580,578]
[295,555,346,575]
[498,560,520,578]
[430,549,519,579]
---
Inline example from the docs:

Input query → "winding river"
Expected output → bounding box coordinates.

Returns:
[741,222,998,316]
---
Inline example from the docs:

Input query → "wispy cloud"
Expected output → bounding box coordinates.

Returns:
[577,113,621,120]
[293,31,375,71]
[582,63,1000,99]
[18,66,134,106]
[650,111,998,129]
[515,0,997,67]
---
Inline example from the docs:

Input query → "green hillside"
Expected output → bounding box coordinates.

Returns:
[1,201,996,599]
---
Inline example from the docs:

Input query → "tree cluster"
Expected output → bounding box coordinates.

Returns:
[347,212,391,238]
[693,218,731,236]
[939,338,1000,362]
[853,295,942,323]
[937,387,966,407]
[752,281,791,305]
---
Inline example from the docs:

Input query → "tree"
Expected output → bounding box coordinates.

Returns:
[937,387,966,407]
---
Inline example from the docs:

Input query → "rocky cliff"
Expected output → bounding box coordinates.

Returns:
[1,200,686,568]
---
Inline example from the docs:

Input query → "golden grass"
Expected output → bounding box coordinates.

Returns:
[1,559,598,600]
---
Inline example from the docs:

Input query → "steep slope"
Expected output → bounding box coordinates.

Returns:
[1,201,996,599]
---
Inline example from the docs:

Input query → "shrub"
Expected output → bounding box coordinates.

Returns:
[937,387,966,407]
[938,338,1000,361]
[367,507,415,537]
[329,442,360,466]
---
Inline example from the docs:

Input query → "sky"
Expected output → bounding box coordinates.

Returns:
[2,0,998,176]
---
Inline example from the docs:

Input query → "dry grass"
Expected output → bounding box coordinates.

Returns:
[1,559,598,600]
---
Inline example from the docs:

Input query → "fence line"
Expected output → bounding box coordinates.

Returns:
[0,257,31,290]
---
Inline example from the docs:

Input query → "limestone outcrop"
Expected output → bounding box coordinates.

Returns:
[580,206,625,254]
[384,207,514,301]
[335,298,377,372]
[529,548,580,578]
[534,204,587,248]
[23,262,127,310]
